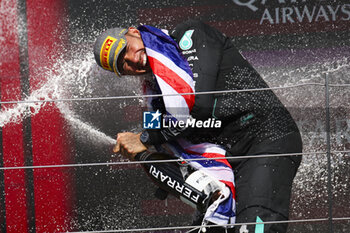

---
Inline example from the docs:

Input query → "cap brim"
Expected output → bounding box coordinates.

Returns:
[113,45,127,77]
[113,37,127,77]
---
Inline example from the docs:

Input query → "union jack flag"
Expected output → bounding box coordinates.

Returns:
[139,25,195,120]
[139,25,236,226]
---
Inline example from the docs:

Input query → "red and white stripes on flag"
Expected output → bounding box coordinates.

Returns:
[175,139,236,225]
[139,25,195,121]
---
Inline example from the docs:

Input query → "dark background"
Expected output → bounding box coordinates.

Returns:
[0,0,349,232]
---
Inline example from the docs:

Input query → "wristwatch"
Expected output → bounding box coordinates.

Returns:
[140,130,151,145]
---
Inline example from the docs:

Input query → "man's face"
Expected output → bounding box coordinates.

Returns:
[117,27,152,76]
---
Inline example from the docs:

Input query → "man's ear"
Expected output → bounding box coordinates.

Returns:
[127,27,140,36]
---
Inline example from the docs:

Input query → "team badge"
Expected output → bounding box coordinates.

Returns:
[179,30,194,50]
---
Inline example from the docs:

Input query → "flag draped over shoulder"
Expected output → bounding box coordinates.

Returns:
[138,25,195,121]
[138,25,236,226]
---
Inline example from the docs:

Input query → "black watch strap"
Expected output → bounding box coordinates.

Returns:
[140,130,151,145]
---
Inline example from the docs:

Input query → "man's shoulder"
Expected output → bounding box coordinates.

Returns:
[176,19,207,29]
[170,20,210,39]
[170,19,227,46]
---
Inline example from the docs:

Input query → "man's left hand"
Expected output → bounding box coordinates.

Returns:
[113,132,147,160]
